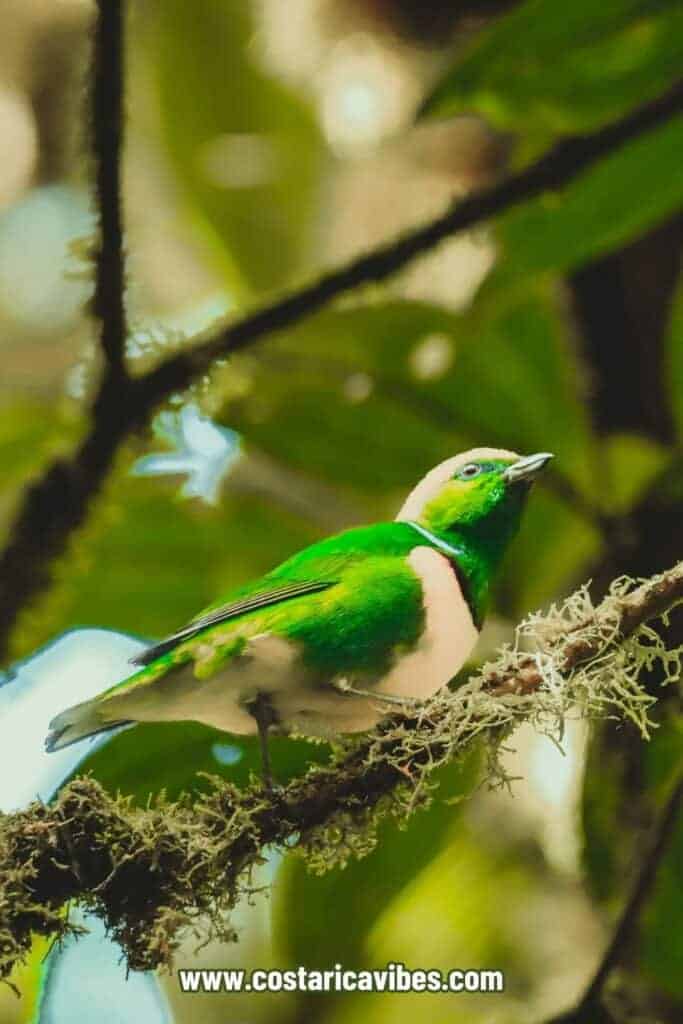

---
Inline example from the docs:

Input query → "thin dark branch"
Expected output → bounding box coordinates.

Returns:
[0,1,132,663]
[545,774,683,1024]
[92,0,127,384]
[0,82,680,662]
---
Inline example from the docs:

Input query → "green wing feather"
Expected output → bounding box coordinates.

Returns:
[131,580,335,666]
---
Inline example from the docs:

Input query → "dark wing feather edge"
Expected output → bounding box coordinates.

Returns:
[130,580,335,666]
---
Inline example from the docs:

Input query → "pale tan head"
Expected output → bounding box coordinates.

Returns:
[395,447,520,522]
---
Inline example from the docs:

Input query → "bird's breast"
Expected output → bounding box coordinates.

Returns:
[375,545,478,700]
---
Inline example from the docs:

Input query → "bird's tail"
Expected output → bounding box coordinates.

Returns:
[45,697,129,752]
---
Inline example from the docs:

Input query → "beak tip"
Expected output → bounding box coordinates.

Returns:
[504,451,554,484]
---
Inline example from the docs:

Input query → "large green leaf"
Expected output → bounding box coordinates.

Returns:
[581,709,683,1002]
[421,0,682,144]
[52,480,319,641]
[145,0,326,297]
[637,714,683,999]
[488,114,683,295]
[0,402,77,485]
[667,278,683,440]
[227,290,595,497]
[9,453,323,665]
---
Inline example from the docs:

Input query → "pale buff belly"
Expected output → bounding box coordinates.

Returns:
[111,547,478,738]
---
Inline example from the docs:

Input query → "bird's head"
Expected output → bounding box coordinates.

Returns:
[396,447,553,542]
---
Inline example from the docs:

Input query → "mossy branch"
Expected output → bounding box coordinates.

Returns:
[1,561,682,979]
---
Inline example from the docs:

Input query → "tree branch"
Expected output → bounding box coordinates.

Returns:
[0,80,680,662]
[1,562,681,978]
[136,79,683,409]
[545,774,683,1024]
[92,0,127,385]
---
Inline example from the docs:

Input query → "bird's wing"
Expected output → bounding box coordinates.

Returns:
[45,522,427,751]
[131,521,424,667]
[131,580,335,666]
[45,577,345,752]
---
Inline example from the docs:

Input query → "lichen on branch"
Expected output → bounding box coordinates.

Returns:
[1,562,682,979]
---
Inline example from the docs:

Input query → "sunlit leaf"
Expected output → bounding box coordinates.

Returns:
[146,0,326,297]
[601,433,670,514]
[488,115,683,292]
[421,0,682,146]
[667,279,683,440]
[228,289,595,497]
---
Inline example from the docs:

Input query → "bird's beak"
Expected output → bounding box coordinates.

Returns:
[503,451,554,484]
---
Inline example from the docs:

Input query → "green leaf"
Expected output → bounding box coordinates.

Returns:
[667,278,683,440]
[10,458,322,662]
[421,0,682,144]
[146,0,326,297]
[601,433,670,514]
[0,402,79,488]
[581,708,683,935]
[637,715,683,997]
[227,289,595,499]
[61,485,319,641]
[496,487,600,617]
[489,114,683,292]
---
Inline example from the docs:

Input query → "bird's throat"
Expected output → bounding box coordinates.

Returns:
[407,520,504,628]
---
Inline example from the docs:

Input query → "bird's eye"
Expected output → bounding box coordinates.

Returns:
[458,462,483,480]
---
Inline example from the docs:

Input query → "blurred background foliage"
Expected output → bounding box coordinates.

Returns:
[0,0,681,1022]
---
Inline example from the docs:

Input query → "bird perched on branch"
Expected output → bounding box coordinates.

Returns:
[46,448,552,784]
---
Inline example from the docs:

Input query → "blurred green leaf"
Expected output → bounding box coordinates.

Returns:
[496,486,600,616]
[272,749,482,972]
[58,481,319,641]
[11,459,323,664]
[640,811,683,999]
[601,433,671,514]
[581,723,635,903]
[667,278,683,439]
[421,0,682,145]
[0,402,79,487]
[228,288,595,496]
[638,714,683,998]
[488,114,683,293]
[147,0,326,296]
[581,708,683,937]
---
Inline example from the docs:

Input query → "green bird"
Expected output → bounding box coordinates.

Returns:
[46,448,551,782]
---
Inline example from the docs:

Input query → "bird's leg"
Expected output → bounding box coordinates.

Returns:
[333,678,418,707]
[247,693,277,791]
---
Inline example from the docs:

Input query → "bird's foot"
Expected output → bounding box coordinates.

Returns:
[261,772,284,797]
[333,678,419,707]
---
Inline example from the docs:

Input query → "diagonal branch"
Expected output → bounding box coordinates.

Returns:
[136,80,683,409]
[1,561,681,978]
[0,80,680,662]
